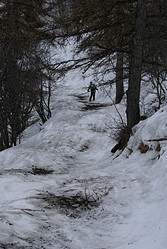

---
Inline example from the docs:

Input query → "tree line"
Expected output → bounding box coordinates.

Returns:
[0,0,55,150]
[0,0,167,151]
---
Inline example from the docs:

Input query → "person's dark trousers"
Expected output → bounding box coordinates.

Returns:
[89,91,95,101]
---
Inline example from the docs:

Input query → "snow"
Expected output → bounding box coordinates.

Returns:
[0,55,167,248]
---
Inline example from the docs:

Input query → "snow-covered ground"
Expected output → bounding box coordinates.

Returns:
[0,63,167,249]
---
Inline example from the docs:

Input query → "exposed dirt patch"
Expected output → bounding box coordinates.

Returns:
[31,166,54,175]
[72,94,88,103]
[0,166,54,176]
[72,93,111,110]
[81,102,111,111]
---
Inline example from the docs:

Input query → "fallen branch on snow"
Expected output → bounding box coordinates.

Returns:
[144,138,167,142]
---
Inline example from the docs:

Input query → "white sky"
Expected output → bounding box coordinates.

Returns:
[0,49,167,248]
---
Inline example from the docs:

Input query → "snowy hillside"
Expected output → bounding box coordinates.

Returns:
[0,66,167,249]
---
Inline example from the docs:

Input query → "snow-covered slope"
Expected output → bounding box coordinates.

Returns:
[0,67,167,249]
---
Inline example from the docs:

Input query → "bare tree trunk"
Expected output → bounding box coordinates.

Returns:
[115,52,124,104]
[127,0,146,131]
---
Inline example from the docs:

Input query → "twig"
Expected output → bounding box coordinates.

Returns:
[21,208,44,216]
[144,138,167,142]
[21,209,34,216]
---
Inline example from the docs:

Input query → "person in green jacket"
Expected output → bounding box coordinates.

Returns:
[88,82,98,101]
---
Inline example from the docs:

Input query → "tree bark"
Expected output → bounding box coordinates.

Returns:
[127,0,146,131]
[115,52,124,104]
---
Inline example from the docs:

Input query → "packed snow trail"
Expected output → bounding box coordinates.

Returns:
[0,74,116,248]
[0,70,167,248]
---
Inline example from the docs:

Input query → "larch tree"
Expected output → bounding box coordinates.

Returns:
[126,0,146,131]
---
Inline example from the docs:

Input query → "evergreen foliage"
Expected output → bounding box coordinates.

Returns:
[0,0,55,150]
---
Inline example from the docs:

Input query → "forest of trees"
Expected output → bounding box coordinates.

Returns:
[0,0,167,151]
[0,0,55,150]
[53,0,167,143]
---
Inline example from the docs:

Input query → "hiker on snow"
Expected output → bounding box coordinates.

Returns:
[87,82,98,102]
